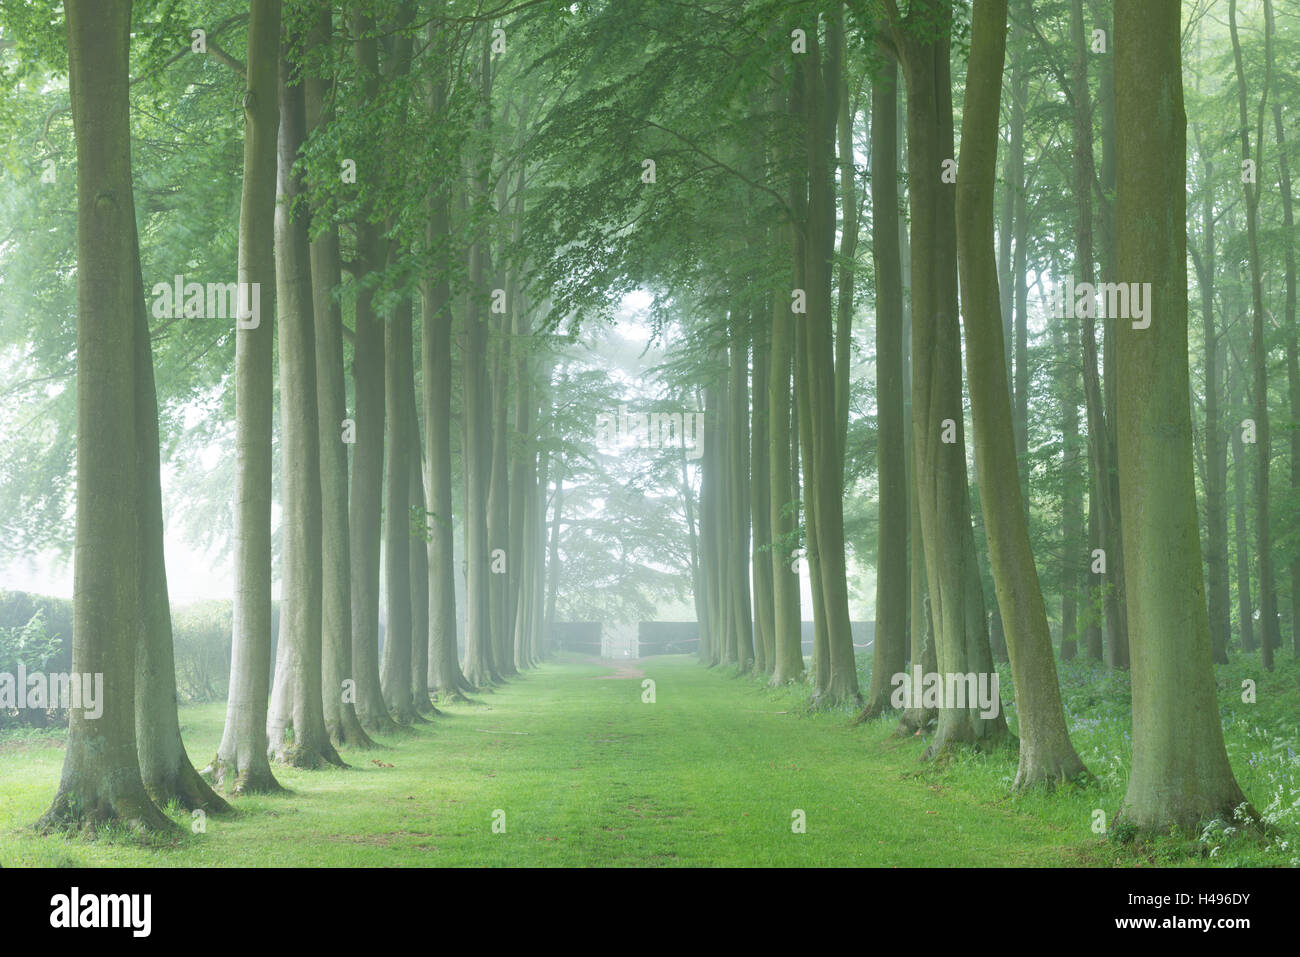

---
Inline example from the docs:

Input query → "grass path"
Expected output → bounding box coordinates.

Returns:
[0,655,1113,866]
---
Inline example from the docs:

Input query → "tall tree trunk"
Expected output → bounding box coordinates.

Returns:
[884,0,1006,752]
[42,0,176,832]
[712,373,737,666]
[381,297,421,723]
[132,222,232,812]
[462,30,500,687]
[1059,308,1084,660]
[1230,0,1279,669]
[507,163,535,672]
[544,465,563,654]
[897,91,937,738]
[835,24,859,463]
[421,13,470,701]
[1267,0,1300,656]
[510,297,537,672]
[1093,0,1128,668]
[800,17,860,708]
[347,10,401,735]
[729,311,755,671]
[1191,124,1231,664]
[267,24,344,767]
[488,280,516,678]
[998,22,1020,408]
[215,0,285,791]
[1011,68,1029,466]
[1070,0,1124,669]
[1231,360,1256,653]
[306,5,374,749]
[860,49,907,719]
[768,64,804,687]
[957,0,1086,788]
[409,448,435,710]
[752,292,774,675]
[1114,0,1254,834]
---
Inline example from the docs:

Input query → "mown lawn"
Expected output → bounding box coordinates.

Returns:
[0,653,1294,866]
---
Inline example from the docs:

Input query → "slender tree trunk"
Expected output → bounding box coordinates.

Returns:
[409,448,436,710]
[347,10,401,735]
[801,18,860,708]
[132,229,231,811]
[835,22,859,464]
[957,0,1086,788]
[884,0,1006,752]
[1093,0,1128,669]
[1230,0,1279,669]
[768,65,804,687]
[729,312,755,671]
[897,99,937,737]
[488,279,515,678]
[752,292,774,675]
[305,5,374,750]
[215,0,285,791]
[1011,68,1029,466]
[421,15,469,701]
[267,24,344,767]
[713,374,737,667]
[998,26,1020,407]
[544,467,563,654]
[1192,125,1231,665]
[381,297,421,723]
[462,31,500,687]
[1231,360,1256,653]
[1267,0,1300,656]
[1070,0,1123,669]
[1060,309,1084,660]
[860,49,907,719]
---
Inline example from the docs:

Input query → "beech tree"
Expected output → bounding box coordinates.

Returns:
[42,0,177,833]
[956,0,1085,788]
[1114,0,1254,834]
[214,0,283,794]
[266,17,345,768]
[880,0,1007,754]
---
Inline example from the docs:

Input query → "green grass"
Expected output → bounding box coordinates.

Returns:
[1,652,1295,866]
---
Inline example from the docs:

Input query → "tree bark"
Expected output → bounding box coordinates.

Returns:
[957,0,1086,788]
[1231,358,1256,653]
[462,29,500,687]
[800,18,860,709]
[347,10,401,735]
[215,0,284,792]
[267,23,345,767]
[421,13,470,700]
[1114,0,1254,834]
[1266,0,1300,656]
[1191,122,1231,665]
[42,0,177,833]
[768,64,804,687]
[304,5,374,750]
[381,296,421,723]
[860,49,907,719]
[1230,0,1279,669]
[883,0,1006,752]
[751,290,774,675]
